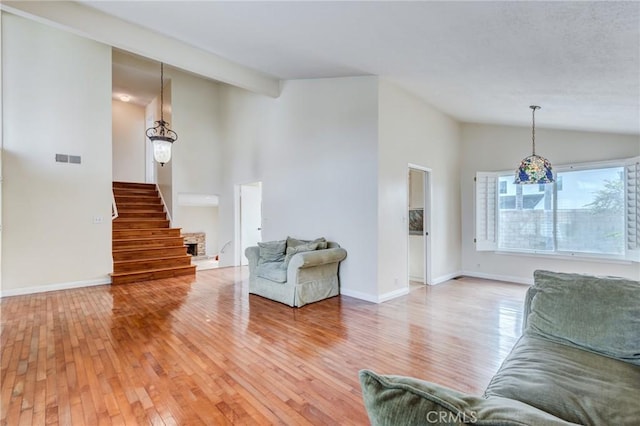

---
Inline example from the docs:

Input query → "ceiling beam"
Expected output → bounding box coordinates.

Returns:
[1,1,281,98]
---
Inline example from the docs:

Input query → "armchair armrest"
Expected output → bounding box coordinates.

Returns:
[245,246,260,272]
[288,247,347,270]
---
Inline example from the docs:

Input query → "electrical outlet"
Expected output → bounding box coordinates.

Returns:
[93,216,104,224]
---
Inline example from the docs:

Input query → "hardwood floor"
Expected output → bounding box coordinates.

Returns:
[1,269,529,425]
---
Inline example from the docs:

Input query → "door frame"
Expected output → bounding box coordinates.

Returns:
[408,163,432,285]
[234,181,263,266]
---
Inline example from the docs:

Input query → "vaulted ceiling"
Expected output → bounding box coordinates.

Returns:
[88,1,639,135]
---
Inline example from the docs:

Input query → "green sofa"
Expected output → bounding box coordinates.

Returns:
[245,237,347,307]
[360,270,640,425]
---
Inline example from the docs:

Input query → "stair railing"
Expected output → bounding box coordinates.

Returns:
[111,190,119,220]
[156,184,173,227]
[220,240,232,253]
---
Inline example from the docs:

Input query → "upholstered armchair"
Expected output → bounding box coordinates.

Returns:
[245,237,347,307]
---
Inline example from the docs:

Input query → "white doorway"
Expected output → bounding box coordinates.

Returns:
[237,182,263,266]
[408,165,432,285]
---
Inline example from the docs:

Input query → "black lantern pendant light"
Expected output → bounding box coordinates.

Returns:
[146,63,177,166]
[514,105,554,184]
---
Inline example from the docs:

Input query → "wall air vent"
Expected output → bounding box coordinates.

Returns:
[55,154,81,164]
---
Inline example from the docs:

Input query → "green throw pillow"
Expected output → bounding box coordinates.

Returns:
[283,242,318,267]
[257,240,286,264]
[359,370,575,426]
[287,236,327,250]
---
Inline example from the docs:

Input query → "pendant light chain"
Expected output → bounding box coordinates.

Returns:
[160,63,165,123]
[531,107,536,156]
[145,62,178,166]
[530,105,540,156]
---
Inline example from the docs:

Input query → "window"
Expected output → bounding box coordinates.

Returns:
[475,157,640,262]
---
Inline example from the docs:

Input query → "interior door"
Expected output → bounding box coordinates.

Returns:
[408,166,431,285]
[240,182,262,265]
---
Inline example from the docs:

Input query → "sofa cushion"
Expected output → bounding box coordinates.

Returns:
[359,370,577,426]
[485,334,640,425]
[257,240,286,264]
[527,270,640,364]
[287,236,328,250]
[283,242,318,267]
[255,262,287,283]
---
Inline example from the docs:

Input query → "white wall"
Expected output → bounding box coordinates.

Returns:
[144,96,158,183]
[378,80,462,297]
[112,99,145,183]
[219,77,380,299]
[170,69,222,222]
[461,123,640,282]
[1,13,112,295]
[217,83,275,267]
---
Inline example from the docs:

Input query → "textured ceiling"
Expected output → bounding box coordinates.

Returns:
[91,1,640,135]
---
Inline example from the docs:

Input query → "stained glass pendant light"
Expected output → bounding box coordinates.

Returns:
[146,63,177,166]
[514,105,554,184]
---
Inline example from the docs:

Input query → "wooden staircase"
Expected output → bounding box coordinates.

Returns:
[111,182,196,285]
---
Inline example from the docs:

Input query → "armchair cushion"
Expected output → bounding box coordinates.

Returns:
[256,262,287,283]
[257,240,286,264]
[484,334,640,425]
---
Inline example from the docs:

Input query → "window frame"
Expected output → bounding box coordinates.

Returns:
[475,156,640,263]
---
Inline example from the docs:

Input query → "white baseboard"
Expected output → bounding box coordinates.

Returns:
[430,270,464,285]
[409,275,424,282]
[377,287,410,303]
[0,277,111,298]
[461,271,533,285]
[341,286,410,304]
[340,288,379,303]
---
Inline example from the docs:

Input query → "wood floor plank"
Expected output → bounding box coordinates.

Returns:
[1,270,529,424]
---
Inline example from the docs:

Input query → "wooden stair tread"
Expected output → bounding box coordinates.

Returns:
[115,197,160,202]
[116,201,162,205]
[113,189,158,195]
[115,195,160,199]
[113,222,170,229]
[111,264,195,276]
[112,230,182,238]
[113,182,156,188]
[112,246,188,261]
[113,236,184,243]
[114,217,167,221]
[116,208,164,212]
[113,228,179,232]
[112,245,187,252]
[117,213,167,219]
[110,265,196,284]
[114,255,191,265]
